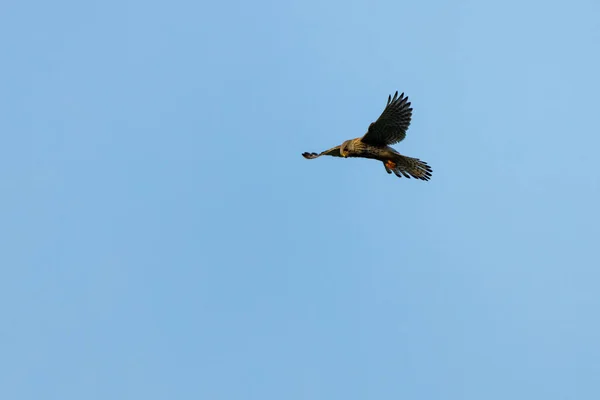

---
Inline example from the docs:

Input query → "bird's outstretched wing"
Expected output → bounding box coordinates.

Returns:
[302,145,341,159]
[386,155,432,181]
[361,91,412,146]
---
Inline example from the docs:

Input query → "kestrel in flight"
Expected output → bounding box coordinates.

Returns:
[302,91,432,180]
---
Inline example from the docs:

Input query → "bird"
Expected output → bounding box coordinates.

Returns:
[302,91,432,180]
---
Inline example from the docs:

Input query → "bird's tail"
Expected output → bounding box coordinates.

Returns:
[385,154,432,181]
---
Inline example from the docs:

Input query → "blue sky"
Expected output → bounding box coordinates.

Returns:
[2,0,600,398]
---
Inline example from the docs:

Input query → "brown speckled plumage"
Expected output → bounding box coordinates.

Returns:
[302,91,432,181]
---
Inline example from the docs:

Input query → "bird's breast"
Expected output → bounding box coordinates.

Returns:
[352,144,393,160]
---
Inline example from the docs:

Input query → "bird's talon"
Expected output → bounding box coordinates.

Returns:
[385,160,397,169]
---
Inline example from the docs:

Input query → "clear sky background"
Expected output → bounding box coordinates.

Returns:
[2,0,600,398]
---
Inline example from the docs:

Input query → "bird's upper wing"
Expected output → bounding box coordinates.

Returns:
[302,145,341,159]
[360,91,412,146]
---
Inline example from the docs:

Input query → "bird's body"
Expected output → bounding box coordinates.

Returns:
[337,138,397,160]
[302,91,432,180]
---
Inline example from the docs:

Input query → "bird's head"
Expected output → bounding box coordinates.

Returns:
[340,140,353,158]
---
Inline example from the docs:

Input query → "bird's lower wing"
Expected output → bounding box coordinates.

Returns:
[302,145,341,159]
[390,155,432,181]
